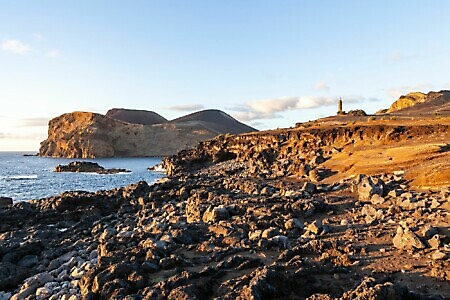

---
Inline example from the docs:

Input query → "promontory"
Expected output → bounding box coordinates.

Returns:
[39,109,256,158]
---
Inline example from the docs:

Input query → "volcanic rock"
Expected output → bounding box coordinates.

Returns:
[0,197,13,208]
[387,90,450,114]
[54,161,130,174]
[357,176,385,201]
[392,226,425,251]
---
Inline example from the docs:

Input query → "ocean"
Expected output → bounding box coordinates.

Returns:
[0,152,164,201]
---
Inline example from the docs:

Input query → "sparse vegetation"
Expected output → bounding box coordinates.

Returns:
[348,109,367,116]
[368,116,376,121]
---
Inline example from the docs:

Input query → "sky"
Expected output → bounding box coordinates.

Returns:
[1,1,450,151]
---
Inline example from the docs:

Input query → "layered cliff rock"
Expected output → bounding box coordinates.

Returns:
[387,90,450,114]
[39,110,256,158]
[163,121,450,190]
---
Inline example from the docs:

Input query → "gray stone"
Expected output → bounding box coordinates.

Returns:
[0,196,13,207]
[309,155,325,166]
[309,169,321,183]
[17,255,39,268]
[260,186,274,195]
[11,272,54,300]
[392,226,425,251]
[302,182,317,194]
[431,250,447,260]
[284,218,303,230]
[421,225,438,238]
[388,189,403,198]
[48,251,77,270]
[361,204,380,224]
[261,227,280,239]
[427,234,441,249]
[36,286,52,300]
[0,292,12,300]
[306,219,322,235]
[89,249,98,260]
[269,235,289,249]
[248,230,262,241]
[202,206,230,223]
[370,194,385,205]
[357,176,385,201]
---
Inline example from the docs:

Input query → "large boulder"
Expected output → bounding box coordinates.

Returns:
[0,197,13,208]
[392,226,425,251]
[357,176,385,201]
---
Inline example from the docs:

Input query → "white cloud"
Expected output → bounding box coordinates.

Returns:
[313,82,330,91]
[46,49,60,57]
[231,95,365,121]
[167,104,205,111]
[1,39,30,54]
[246,97,299,114]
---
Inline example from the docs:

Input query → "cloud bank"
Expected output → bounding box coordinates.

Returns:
[231,95,366,121]
[1,40,30,54]
[167,104,205,111]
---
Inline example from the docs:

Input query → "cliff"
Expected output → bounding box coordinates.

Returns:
[387,90,450,114]
[39,110,257,158]
[163,120,450,190]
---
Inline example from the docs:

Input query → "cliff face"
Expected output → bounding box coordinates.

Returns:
[387,90,450,114]
[163,122,450,190]
[387,92,427,112]
[39,110,256,158]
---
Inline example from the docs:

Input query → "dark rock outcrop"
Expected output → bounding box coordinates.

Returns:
[54,161,130,174]
[0,197,13,208]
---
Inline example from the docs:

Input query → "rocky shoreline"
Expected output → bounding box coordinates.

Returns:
[0,123,449,299]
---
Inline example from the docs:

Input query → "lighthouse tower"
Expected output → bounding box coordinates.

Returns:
[337,97,344,115]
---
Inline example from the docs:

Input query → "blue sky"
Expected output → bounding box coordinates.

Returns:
[1,1,450,150]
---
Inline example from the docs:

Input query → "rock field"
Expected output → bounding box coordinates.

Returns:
[1,120,449,299]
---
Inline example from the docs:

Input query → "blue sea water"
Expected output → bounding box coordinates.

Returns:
[0,152,164,201]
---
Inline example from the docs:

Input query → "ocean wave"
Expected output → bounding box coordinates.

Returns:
[149,164,165,172]
[7,175,38,180]
[83,171,133,176]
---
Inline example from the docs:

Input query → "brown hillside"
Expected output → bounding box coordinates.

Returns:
[105,108,168,125]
